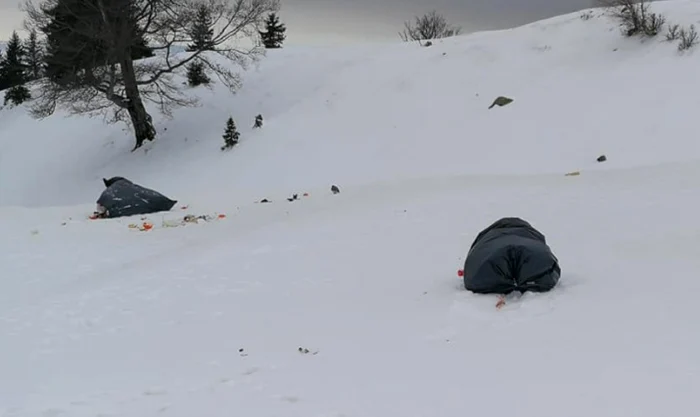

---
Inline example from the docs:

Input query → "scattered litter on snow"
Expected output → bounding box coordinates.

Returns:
[127,222,154,231]
[160,213,227,229]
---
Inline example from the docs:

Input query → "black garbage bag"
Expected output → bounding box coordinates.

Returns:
[462,217,561,294]
[96,176,177,219]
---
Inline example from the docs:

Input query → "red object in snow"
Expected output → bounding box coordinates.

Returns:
[457,269,464,277]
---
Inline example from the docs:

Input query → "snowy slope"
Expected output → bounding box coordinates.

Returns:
[3,2,700,207]
[4,2,700,417]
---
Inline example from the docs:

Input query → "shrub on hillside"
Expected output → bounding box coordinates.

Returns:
[399,11,461,44]
[666,24,680,41]
[597,0,665,37]
[221,117,240,151]
[580,10,595,21]
[186,61,210,87]
[4,84,31,106]
[678,25,698,51]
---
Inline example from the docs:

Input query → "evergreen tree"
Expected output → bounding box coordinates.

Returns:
[221,117,240,150]
[259,13,286,48]
[184,5,213,86]
[4,83,32,106]
[131,25,154,59]
[42,0,152,85]
[0,51,7,91]
[1,31,31,106]
[41,0,107,84]
[186,60,210,86]
[187,4,216,51]
[25,29,44,80]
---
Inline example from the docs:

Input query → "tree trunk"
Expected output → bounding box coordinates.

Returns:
[120,53,155,150]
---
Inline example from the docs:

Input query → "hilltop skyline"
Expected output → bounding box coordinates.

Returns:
[0,0,595,44]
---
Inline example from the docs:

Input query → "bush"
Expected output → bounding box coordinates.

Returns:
[597,0,665,37]
[666,24,680,41]
[4,85,31,106]
[399,11,461,43]
[678,25,698,51]
[186,61,210,87]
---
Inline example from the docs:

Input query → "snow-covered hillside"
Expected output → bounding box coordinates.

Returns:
[3,2,700,416]
[3,2,700,208]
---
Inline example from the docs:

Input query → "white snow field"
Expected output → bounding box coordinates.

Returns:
[3,2,700,416]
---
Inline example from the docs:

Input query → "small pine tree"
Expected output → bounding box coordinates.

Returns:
[186,60,210,86]
[187,4,216,51]
[25,29,44,81]
[0,51,7,91]
[259,13,286,48]
[221,117,240,150]
[131,32,155,59]
[4,85,31,106]
[0,31,31,106]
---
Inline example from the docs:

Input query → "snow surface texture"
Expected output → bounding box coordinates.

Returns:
[3,3,700,416]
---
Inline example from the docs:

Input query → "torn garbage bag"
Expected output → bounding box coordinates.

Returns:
[95,176,177,219]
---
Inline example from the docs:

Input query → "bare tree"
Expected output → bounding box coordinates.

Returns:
[596,0,665,37]
[399,10,461,43]
[23,0,279,150]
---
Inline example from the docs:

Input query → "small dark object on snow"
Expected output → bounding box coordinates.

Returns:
[287,194,298,202]
[259,198,271,203]
[462,217,561,294]
[424,41,433,47]
[253,114,263,128]
[298,346,318,355]
[331,185,340,194]
[488,96,514,109]
[95,177,177,219]
[597,155,607,162]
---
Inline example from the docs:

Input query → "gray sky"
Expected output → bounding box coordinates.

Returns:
[0,0,594,44]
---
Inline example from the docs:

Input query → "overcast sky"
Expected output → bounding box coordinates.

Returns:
[0,0,595,44]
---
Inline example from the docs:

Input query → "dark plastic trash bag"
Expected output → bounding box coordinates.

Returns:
[462,217,561,294]
[96,176,177,219]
